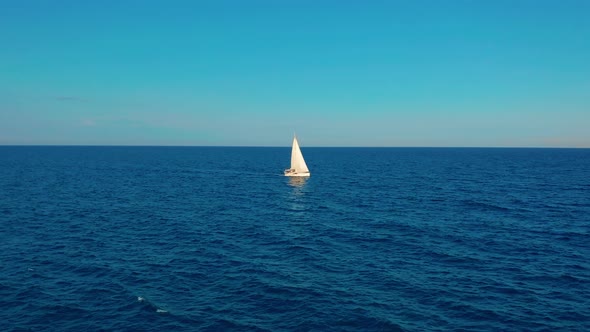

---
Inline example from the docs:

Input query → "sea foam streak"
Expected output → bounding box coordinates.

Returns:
[137,296,168,313]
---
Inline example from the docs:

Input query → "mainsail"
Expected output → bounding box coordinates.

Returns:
[290,136,309,173]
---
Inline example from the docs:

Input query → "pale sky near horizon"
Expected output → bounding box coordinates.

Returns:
[1,1,589,147]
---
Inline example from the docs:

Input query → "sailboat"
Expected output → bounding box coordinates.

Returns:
[284,135,310,177]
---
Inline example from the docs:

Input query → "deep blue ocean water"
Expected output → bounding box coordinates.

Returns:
[1,146,589,331]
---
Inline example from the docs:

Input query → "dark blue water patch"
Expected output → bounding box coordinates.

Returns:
[1,146,589,331]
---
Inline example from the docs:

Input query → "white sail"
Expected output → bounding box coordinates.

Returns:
[290,136,309,173]
[285,135,310,176]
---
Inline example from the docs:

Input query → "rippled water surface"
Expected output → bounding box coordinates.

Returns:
[1,146,589,331]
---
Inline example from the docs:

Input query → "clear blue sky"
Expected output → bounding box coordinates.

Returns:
[1,0,589,147]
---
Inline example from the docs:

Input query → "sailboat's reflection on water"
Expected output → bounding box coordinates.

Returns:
[288,176,309,189]
[286,176,309,214]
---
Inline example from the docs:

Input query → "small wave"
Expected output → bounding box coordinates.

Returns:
[462,199,511,212]
[137,295,169,313]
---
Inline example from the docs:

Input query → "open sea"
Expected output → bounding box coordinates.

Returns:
[1,146,589,331]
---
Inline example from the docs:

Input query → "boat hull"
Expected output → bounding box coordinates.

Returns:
[284,171,310,177]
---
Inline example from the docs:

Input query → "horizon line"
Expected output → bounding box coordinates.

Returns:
[0,144,588,149]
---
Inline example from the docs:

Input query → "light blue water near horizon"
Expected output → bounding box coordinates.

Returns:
[1,146,589,331]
